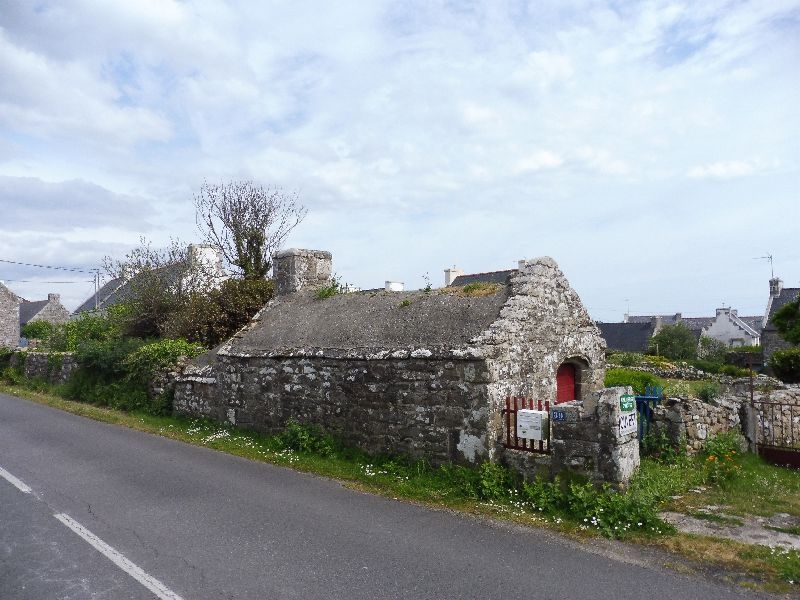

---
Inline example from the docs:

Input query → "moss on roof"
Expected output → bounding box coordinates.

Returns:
[223,285,510,357]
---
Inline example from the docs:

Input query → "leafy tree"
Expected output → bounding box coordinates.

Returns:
[697,336,728,363]
[772,297,800,345]
[648,323,697,360]
[163,278,274,346]
[195,180,306,280]
[769,348,800,383]
[21,320,54,340]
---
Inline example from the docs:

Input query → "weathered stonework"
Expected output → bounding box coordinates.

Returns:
[10,351,79,385]
[272,248,332,296]
[175,252,627,482]
[647,382,800,455]
[0,282,21,349]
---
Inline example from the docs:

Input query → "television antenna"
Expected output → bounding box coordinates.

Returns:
[753,253,774,278]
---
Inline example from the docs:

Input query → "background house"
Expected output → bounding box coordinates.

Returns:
[20,293,70,329]
[762,277,800,367]
[72,244,226,317]
[603,307,764,354]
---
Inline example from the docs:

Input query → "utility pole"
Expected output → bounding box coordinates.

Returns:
[93,269,100,310]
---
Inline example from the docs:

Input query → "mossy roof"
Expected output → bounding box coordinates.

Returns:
[223,286,510,357]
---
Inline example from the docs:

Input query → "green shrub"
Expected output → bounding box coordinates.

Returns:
[640,429,685,463]
[314,275,342,300]
[1,366,23,385]
[698,336,728,363]
[123,338,204,384]
[21,320,54,340]
[648,323,698,360]
[696,382,721,402]
[769,348,800,383]
[604,368,663,395]
[477,462,517,501]
[702,431,744,486]
[46,309,123,352]
[277,420,337,456]
[607,352,644,367]
[163,278,274,346]
[719,364,750,377]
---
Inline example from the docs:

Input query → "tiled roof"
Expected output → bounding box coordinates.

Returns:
[72,277,127,314]
[626,314,710,331]
[765,288,800,331]
[597,322,654,353]
[19,300,48,325]
[449,270,517,287]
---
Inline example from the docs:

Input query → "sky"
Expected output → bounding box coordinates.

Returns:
[0,0,798,321]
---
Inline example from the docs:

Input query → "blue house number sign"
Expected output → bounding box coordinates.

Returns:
[552,409,567,422]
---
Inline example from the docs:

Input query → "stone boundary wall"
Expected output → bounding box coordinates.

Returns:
[176,355,493,465]
[650,384,800,453]
[651,396,742,453]
[10,351,79,385]
[500,387,640,488]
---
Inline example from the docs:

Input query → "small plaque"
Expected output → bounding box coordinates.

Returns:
[618,394,637,436]
[552,409,567,422]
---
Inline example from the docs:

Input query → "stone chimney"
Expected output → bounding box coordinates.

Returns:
[443,267,463,286]
[48,293,60,303]
[770,277,783,298]
[273,249,332,296]
[188,244,224,277]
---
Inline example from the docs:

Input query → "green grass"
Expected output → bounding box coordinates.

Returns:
[2,379,800,592]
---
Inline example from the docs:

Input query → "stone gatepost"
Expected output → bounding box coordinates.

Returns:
[550,386,640,489]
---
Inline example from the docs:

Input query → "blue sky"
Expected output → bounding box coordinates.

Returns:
[0,0,798,320]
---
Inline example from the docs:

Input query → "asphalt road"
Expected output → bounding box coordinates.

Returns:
[0,392,769,599]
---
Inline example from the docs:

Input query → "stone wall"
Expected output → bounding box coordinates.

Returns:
[176,355,492,465]
[651,396,743,453]
[650,384,800,454]
[500,388,640,488]
[10,351,79,385]
[0,283,20,349]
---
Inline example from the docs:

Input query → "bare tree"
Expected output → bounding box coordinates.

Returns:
[194,180,306,280]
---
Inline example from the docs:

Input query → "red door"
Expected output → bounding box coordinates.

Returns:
[556,363,576,404]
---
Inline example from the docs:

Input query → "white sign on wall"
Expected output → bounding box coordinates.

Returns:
[618,394,637,437]
[517,409,549,441]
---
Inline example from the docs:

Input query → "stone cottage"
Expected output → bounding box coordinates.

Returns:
[0,281,21,349]
[176,249,610,474]
[20,293,70,329]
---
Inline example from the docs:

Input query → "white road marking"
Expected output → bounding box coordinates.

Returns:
[0,465,32,493]
[54,513,184,600]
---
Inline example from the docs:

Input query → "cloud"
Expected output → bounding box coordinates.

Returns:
[0,1,797,320]
[513,151,564,173]
[687,159,775,179]
[0,176,152,231]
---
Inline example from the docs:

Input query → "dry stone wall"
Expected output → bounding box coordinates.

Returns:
[10,351,79,385]
[177,355,492,465]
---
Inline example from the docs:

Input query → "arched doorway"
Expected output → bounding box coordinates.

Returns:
[556,363,576,404]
